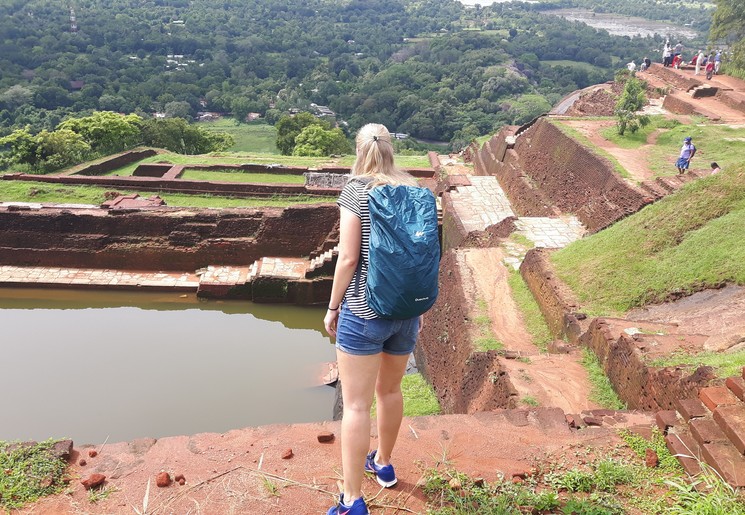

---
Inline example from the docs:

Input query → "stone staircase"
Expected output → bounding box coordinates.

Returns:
[305,245,338,279]
[688,83,719,99]
[638,170,702,200]
[657,367,745,487]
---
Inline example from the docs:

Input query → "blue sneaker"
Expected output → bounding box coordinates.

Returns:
[365,450,397,487]
[326,494,368,515]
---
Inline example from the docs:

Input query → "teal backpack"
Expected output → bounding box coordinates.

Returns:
[363,184,440,319]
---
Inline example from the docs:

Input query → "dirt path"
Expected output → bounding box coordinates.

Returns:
[561,119,657,182]
[461,248,597,414]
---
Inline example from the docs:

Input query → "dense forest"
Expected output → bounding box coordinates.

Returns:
[0,0,707,147]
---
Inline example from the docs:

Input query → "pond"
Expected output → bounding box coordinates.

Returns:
[544,9,698,40]
[0,289,336,445]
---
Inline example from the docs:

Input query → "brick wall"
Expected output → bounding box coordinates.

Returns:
[519,249,584,341]
[581,318,716,410]
[2,174,337,198]
[498,119,650,232]
[662,94,699,115]
[75,149,157,176]
[415,249,517,414]
[0,204,339,271]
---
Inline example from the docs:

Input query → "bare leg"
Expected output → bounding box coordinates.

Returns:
[337,350,381,502]
[373,352,410,465]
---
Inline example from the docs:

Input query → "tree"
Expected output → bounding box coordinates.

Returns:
[57,111,142,154]
[140,118,233,155]
[0,85,34,111]
[275,112,328,155]
[164,101,193,120]
[292,125,350,156]
[710,0,745,71]
[0,128,39,167]
[36,129,91,172]
[614,75,649,136]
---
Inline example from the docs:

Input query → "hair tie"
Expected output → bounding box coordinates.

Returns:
[373,135,378,141]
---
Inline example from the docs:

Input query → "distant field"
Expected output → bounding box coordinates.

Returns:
[197,119,278,153]
[180,169,306,184]
[542,60,602,73]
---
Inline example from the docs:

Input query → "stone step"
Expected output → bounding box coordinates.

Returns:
[656,176,681,193]
[727,375,745,400]
[713,404,745,455]
[665,431,703,476]
[640,180,669,199]
[701,441,745,487]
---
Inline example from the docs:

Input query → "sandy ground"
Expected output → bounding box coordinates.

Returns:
[459,248,599,414]
[14,411,654,515]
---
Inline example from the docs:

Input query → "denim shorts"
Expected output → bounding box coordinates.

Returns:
[335,303,419,356]
[676,157,690,169]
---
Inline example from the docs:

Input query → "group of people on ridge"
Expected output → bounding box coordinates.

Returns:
[658,40,722,79]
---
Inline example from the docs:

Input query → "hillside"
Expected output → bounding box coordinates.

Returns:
[0,0,668,146]
[552,166,745,315]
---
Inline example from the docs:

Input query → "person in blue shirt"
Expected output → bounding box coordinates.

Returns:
[676,137,696,174]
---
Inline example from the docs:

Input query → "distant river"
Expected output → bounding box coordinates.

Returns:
[543,9,697,39]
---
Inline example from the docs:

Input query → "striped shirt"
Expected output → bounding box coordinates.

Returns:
[337,179,377,319]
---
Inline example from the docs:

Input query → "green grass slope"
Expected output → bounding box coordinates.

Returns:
[551,168,745,315]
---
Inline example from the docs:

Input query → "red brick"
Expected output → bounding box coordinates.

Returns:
[699,386,739,412]
[713,404,745,455]
[726,376,745,402]
[675,398,708,421]
[689,418,728,446]
[701,442,745,488]
[665,432,703,476]
[655,410,680,433]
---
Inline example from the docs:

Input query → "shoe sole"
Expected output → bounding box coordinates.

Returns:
[366,468,397,488]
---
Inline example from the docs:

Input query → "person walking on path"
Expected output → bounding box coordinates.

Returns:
[676,136,696,174]
[324,123,428,515]
[715,50,722,74]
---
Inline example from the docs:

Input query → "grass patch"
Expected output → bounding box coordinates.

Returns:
[371,372,440,418]
[542,60,604,73]
[422,427,744,514]
[551,168,745,315]
[0,439,69,510]
[179,169,306,184]
[581,348,626,410]
[0,180,336,208]
[647,121,745,178]
[473,299,503,352]
[507,270,553,351]
[521,395,539,407]
[599,115,681,149]
[88,485,117,504]
[197,119,278,153]
[650,349,745,379]
[551,119,631,179]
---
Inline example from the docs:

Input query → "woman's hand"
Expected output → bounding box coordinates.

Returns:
[324,309,339,337]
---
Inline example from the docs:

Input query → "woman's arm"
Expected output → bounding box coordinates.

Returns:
[324,208,362,337]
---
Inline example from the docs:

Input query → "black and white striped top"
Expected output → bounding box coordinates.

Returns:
[337,179,377,319]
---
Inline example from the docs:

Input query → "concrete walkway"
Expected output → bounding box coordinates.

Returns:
[447,176,586,267]
[0,265,199,291]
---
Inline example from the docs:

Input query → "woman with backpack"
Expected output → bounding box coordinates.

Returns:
[324,123,439,515]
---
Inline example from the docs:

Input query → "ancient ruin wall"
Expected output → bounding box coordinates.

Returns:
[580,318,716,410]
[512,119,650,232]
[75,149,158,176]
[0,204,338,271]
[519,249,584,342]
[416,249,516,414]
[662,95,700,116]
